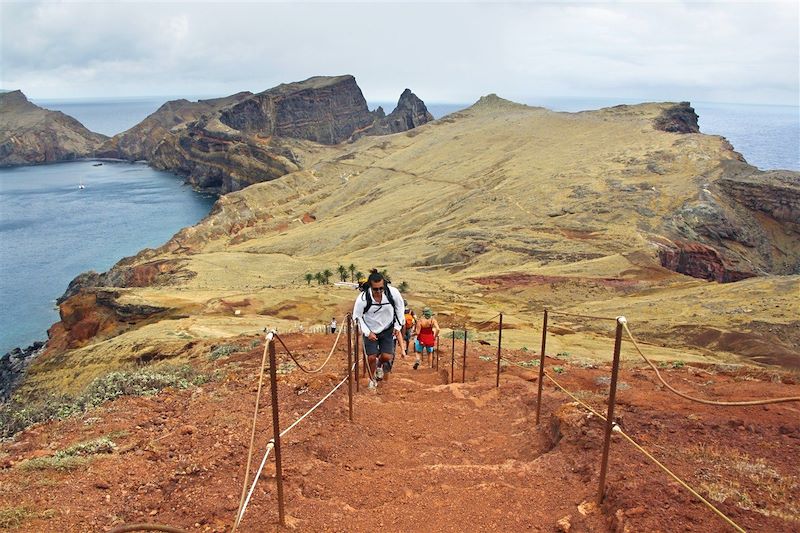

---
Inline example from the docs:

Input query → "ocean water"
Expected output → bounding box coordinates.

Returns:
[0,162,215,353]
[0,96,796,353]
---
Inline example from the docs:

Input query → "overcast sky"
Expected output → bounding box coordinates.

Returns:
[1,0,798,105]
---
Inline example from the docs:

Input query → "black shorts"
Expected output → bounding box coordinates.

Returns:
[363,326,395,356]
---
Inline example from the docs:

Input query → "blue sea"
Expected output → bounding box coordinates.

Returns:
[0,162,215,353]
[0,95,797,353]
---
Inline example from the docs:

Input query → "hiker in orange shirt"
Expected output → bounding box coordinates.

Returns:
[402,303,416,357]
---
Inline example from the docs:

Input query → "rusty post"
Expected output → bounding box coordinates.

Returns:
[267,339,286,526]
[435,335,439,371]
[597,316,625,504]
[495,313,503,388]
[346,314,353,422]
[535,309,548,425]
[450,330,455,384]
[354,321,360,392]
[361,325,366,378]
[462,329,467,383]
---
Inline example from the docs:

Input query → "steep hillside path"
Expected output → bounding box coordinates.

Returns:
[2,333,798,532]
[237,354,609,532]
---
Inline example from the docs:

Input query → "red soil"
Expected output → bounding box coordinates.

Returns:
[1,333,798,532]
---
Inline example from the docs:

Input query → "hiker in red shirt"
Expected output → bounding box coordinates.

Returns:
[413,307,440,369]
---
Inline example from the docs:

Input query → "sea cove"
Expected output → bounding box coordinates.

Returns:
[0,161,215,353]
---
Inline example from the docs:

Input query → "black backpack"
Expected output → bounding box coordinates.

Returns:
[361,283,402,327]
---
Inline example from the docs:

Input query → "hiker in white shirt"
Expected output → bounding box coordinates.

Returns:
[352,270,405,390]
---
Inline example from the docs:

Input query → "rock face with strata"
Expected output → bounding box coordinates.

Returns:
[661,159,800,280]
[652,102,699,133]
[101,75,433,193]
[47,290,167,353]
[97,92,252,161]
[220,76,376,143]
[0,90,108,166]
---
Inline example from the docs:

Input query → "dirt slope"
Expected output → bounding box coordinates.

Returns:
[2,332,798,532]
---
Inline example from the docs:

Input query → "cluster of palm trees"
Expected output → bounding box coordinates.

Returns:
[304,264,362,286]
[303,265,407,292]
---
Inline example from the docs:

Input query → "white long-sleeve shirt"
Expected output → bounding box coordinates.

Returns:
[352,285,405,335]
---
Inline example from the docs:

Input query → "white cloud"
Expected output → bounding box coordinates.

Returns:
[0,0,797,105]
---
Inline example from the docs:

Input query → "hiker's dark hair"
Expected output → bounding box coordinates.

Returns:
[359,269,402,327]
[367,269,384,284]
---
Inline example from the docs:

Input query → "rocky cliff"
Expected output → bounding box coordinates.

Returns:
[661,161,800,280]
[96,92,252,161]
[101,75,433,193]
[0,90,108,166]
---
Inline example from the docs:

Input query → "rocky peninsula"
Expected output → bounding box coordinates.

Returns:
[0,90,107,166]
[98,75,433,193]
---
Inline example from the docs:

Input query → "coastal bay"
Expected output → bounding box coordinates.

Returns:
[0,161,215,353]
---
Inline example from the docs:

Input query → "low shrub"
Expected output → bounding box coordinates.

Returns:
[209,344,243,360]
[1,365,210,438]
[19,436,116,471]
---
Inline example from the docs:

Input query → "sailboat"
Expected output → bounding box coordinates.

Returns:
[79,178,85,190]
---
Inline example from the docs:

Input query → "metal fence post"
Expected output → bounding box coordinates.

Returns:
[267,339,286,526]
[450,330,455,384]
[354,321,360,392]
[495,313,503,388]
[462,329,468,383]
[346,314,353,422]
[535,309,548,425]
[598,317,625,504]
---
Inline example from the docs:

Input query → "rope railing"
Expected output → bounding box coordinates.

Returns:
[232,330,274,530]
[623,322,800,406]
[274,320,344,374]
[231,322,353,532]
[468,313,502,328]
[111,305,795,533]
[234,365,354,529]
[541,371,747,533]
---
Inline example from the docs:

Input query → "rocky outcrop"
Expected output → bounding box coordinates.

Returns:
[361,89,435,137]
[97,92,252,161]
[652,102,699,133]
[657,240,756,282]
[148,117,300,192]
[47,290,167,353]
[0,90,108,166]
[58,259,194,304]
[98,75,432,193]
[719,171,800,232]
[1,342,45,402]
[220,75,376,144]
[661,164,800,281]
